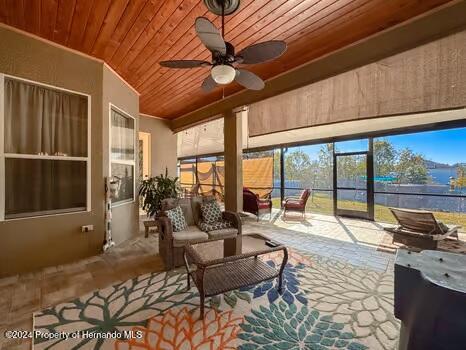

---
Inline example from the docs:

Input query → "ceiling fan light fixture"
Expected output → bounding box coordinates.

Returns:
[211,64,235,84]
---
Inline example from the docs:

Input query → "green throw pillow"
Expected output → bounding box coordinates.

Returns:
[166,206,187,232]
[201,201,222,224]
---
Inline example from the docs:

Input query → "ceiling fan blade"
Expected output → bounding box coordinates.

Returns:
[236,40,287,64]
[201,74,217,92]
[195,17,226,55]
[235,69,265,90]
[159,60,210,69]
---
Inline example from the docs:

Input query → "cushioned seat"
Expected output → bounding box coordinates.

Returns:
[158,197,242,269]
[283,201,303,208]
[258,203,269,210]
[242,187,272,221]
[207,228,238,240]
[173,226,209,247]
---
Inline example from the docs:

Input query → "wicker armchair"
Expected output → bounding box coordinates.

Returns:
[157,197,242,270]
[282,189,311,218]
[243,187,273,220]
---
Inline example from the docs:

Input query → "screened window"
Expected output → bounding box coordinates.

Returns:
[283,144,334,215]
[1,76,89,219]
[373,128,466,226]
[110,106,135,204]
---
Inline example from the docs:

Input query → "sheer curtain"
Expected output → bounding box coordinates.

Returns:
[111,109,134,160]
[111,108,135,203]
[3,78,88,218]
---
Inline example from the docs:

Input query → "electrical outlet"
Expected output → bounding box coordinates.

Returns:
[81,225,94,233]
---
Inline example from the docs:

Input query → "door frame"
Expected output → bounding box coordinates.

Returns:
[333,139,374,220]
[138,131,152,180]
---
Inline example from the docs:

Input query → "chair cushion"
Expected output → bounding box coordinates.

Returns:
[198,220,232,232]
[258,201,271,209]
[207,228,238,240]
[284,201,304,208]
[201,201,222,224]
[165,206,187,232]
[178,198,194,226]
[172,226,209,247]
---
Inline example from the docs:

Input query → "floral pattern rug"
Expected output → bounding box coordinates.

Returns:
[33,250,398,349]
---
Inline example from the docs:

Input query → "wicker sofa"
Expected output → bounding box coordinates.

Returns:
[157,197,242,270]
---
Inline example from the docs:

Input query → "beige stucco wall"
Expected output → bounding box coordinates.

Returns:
[139,116,177,178]
[0,26,139,277]
[102,65,140,245]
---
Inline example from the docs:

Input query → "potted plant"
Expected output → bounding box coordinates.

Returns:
[139,168,181,217]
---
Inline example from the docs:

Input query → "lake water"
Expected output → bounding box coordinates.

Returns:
[429,168,457,185]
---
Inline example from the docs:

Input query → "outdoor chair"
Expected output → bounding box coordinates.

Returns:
[157,197,241,269]
[242,187,273,220]
[282,189,311,218]
[385,207,460,250]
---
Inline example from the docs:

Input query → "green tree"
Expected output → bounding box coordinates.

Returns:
[316,144,334,189]
[373,140,397,177]
[285,149,313,185]
[396,148,429,184]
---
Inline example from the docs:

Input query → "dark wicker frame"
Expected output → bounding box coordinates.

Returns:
[157,211,242,270]
[243,188,273,221]
[184,239,288,319]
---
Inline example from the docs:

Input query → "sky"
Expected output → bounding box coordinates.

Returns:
[383,128,465,165]
[292,127,466,165]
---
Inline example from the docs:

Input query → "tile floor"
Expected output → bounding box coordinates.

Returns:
[1,209,460,349]
[244,209,396,272]
[0,234,163,350]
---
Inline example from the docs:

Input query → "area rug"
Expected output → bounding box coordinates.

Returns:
[33,249,398,350]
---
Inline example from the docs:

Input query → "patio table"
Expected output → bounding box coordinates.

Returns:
[183,233,288,319]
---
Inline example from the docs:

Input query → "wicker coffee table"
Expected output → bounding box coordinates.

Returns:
[183,233,288,319]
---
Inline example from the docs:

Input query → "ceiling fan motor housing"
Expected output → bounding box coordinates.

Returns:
[203,0,241,16]
[212,42,235,66]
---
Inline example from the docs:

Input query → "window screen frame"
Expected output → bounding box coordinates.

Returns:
[0,73,91,221]
[109,103,136,207]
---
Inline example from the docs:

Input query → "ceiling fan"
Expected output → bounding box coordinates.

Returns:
[159,0,287,92]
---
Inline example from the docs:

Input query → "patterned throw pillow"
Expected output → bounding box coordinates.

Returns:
[166,206,187,232]
[201,201,222,224]
[199,220,232,232]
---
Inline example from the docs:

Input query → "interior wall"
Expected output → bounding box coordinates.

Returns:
[102,66,140,245]
[139,116,177,178]
[0,26,104,277]
[248,28,466,137]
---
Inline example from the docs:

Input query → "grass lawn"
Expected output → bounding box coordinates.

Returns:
[272,193,466,230]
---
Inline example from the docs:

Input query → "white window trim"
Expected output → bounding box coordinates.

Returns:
[0,73,91,221]
[109,103,136,208]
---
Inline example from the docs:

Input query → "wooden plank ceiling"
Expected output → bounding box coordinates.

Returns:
[0,0,454,119]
